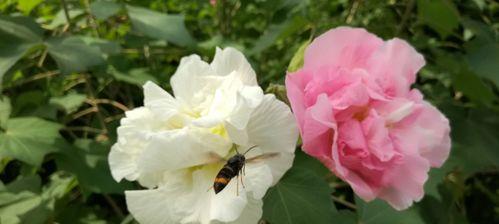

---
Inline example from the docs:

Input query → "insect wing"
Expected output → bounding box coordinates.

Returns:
[245,153,279,163]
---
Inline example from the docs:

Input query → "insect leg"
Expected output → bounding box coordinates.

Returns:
[236,175,239,196]
[240,170,246,188]
[206,185,213,193]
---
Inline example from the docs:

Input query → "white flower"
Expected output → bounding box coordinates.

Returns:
[108,47,298,224]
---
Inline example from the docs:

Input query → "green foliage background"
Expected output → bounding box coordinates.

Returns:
[0,0,498,223]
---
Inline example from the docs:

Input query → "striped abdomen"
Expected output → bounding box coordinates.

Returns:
[213,165,238,194]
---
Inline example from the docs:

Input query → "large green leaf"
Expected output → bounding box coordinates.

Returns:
[0,175,42,224]
[0,174,76,224]
[0,16,43,84]
[126,5,195,47]
[0,15,43,42]
[356,197,425,224]
[55,139,133,194]
[417,0,459,38]
[90,1,122,20]
[0,117,62,166]
[466,43,499,88]
[262,167,336,224]
[45,36,106,74]
[449,108,499,174]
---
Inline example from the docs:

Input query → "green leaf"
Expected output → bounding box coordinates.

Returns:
[417,0,459,38]
[0,16,43,83]
[80,36,122,55]
[287,40,310,72]
[356,197,425,224]
[16,0,44,15]
[45,36,106,74]
[0,191,41,224]
[45,9,84,29]
[466,43,499,88]
[250,16,308,55]
[262,167,336,224]
[449,108,499,174]
[0,15,43,42]
[435,53,495,105]
[0,176,42,224]
[49,92,87,114]
[109,66,158,86]
[55,139,133,194]
[0,96,11,127]
[0,173,76,224]
[126,5,195,47]
[0,117,62,166]
[90,1,122,20]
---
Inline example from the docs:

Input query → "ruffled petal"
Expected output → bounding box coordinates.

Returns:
[366,38,425,97]
[378,154,430,210]
[304,26,383,70]
[108,144,139,182]
[170,54,218,107]
[137,128,231,174]
[143,81,180,121]
[393,101,451,167]
[210,47,258,85]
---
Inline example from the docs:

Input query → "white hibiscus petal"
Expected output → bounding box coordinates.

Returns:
[126,171,191,224]
[171,54,215,105]
[227,86,264,130]
[226,196,263,224]
[108,144,139,182]
[245,94,298,154]
[243,161,273,199]
[143,81,179,121]
[210,47,258,85]
[137,128,231,174]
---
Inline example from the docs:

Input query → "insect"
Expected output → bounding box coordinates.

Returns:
[211,145,278,194]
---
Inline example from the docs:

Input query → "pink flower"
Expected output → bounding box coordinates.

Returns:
[286,27,451,210]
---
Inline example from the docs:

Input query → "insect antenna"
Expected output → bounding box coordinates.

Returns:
[243,145,258,155]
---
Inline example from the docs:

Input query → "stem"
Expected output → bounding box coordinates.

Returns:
[346,0,361,24]
[84,77,109,135]
[331,195,357,210]
[88,99,129,111]
[104,195,125,219]
[60,0,71,29]
[396,0,415,36]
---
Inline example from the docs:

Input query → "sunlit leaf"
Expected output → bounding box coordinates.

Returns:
[126,5,195,47]
[16,0,44,15]
[49,92,87,114]
[0,117,62,166]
